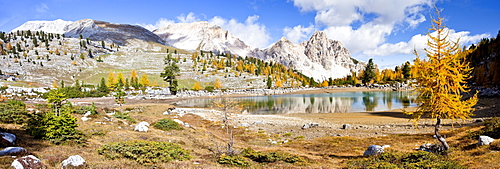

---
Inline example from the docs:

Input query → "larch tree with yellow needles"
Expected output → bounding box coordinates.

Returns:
[408,8,478,151]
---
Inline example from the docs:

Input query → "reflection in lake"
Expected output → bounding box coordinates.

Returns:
[175,91,417,114]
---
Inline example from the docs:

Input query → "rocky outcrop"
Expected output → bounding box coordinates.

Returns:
[134,121,150,132]
[478,136,495,146]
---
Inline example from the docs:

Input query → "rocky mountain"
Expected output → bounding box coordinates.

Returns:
[251,32,364,81]
[10,19,365,82]
[153,21,252,57]
[153,22,364,81]
[12,19,165,46]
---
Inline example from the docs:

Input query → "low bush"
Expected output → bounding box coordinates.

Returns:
[347,151,466,169]
[241,147,307,164]
[0,100,28,124]
[154,118,183,131]
[113,111,136,123]
[217,154,249,166]
[97,140,191,165]
[468,117,500,139]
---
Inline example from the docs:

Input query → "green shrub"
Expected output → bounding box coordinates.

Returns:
[241,147,307,164]
[73,102,98,115]
[347,151,466,169]
[218,155,249,166]
[113,111,136,123]
[0,100,29,124]
[154,118,183,131]
[98,140,191,165]
[205,86,215,92]
[27,103,85,145]
[468,117,500,139]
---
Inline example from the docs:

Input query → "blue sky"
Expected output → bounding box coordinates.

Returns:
[1,0,498,68]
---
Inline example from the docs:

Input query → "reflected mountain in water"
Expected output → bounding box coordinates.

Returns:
[175,91,417,114]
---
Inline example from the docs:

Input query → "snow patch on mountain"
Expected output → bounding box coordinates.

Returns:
[11,19,73,34]
[153,21,252,57]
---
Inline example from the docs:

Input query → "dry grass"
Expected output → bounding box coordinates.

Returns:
[0,102,499,168]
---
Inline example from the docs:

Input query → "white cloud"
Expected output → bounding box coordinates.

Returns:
[283,24,316,43]
[209,15,271,48]
[177,12,200,23]
[36,3,49,13]
[289,0,436,55]
[139,18,175,31]
[363,28,490,57]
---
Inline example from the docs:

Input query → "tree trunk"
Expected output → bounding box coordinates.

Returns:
[435,117,450,151]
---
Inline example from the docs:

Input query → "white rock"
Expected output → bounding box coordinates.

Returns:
[81,117,90,122]
[478,136,495,146]
[0,147,27,156]
[61,155,85,167]
[134,121,150,132]
[363,145,390,156]
[11,155,41,169]
[83,111,91,117]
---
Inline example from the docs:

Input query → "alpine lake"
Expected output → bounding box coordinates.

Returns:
[174,90,418,114]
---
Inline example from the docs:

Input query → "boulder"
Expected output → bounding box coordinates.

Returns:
[342,124,351,129]
[61,155,86,168]
[418,143,443,153]
[478,136,495,146]
[11,155,43,169]
[0,132,16,146]
[134,121,150,132]
[301,122,319,129]
[363,145,390,156]
[0,147,27,156]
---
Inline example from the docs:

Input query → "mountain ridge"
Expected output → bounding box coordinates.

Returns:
[10,19,365,81]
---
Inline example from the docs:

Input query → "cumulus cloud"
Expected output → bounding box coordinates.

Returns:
[139,18,175,31]
[208,15,271,48]
[177,12,200,23]
[283,24,316,43]
[289,0,435,55]
[363,28,490,57]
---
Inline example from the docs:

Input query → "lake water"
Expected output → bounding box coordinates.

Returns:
[175,91,418,114]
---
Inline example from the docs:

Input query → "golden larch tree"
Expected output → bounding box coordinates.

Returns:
[407,8,478,151]
[140,74,150,87]
[214,78,223,89]
[107,71,116,90]
[192,81,202,91]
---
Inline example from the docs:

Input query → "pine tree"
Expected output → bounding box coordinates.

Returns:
[361,59,376,84]
[407,8,478,151]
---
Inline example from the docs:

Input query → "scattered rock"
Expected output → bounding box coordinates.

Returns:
[173,119,184,125]
[478,136,495,146]
[0,132,16,146]
[418,143,442,153]
[61,155,86,168]
[81,116,91,122]
[83,111,92,117]
[363,145,390,156]
[476,118,485,123]
[0,147,27,156]
[239,123,250,127]
[301,122,319,129]
[134,121,150,132]
[252,121,264,125]
[11,155,43,169]
[342,124,351,129]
